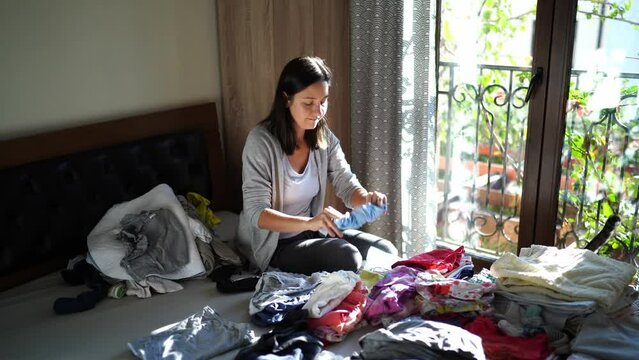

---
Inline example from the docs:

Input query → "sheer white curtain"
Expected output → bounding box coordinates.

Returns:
[351,0,438,257]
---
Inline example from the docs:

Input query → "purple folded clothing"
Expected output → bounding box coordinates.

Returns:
[334,203,387,230]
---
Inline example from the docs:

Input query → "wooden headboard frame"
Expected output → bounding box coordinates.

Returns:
[0,102,228,290]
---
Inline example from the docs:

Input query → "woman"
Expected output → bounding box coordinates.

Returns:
[237,56,397,275]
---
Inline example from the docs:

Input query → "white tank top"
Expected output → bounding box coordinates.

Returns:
[279,152,320,239]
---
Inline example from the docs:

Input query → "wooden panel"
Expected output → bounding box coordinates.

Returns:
[273,0,314,71]
[314,0,351,210]
[313,0,350,150]
[217,0,275,211]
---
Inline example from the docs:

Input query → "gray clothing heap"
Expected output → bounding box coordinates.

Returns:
[118,209,189,281]
[356,317,486,360]
[237,124,364,270]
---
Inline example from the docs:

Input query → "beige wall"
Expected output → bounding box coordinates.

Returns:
[0,0,222,140]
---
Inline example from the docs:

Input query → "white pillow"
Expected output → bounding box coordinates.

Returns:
[87,184,205,281]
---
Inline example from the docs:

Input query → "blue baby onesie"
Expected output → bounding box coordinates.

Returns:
[334,203,387,230]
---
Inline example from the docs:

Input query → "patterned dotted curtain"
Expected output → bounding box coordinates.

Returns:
[351,0,437,257]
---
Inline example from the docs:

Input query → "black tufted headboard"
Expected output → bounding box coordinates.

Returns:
[0,103,227,291]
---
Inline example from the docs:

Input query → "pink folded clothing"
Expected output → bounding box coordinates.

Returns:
[306,281,369,343]
[392,246,465,274]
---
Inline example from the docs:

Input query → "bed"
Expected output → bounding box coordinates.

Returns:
[4,103,639,360]
[0,103,370,359]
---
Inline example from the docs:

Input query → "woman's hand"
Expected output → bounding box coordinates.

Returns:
[351,188,388,209]
[307,206,345,237]
[366,191,387,207]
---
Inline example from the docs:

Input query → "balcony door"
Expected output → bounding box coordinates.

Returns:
[529,0,639,263]
[436,0,638,260]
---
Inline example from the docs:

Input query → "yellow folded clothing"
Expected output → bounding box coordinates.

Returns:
[187,192,222,227]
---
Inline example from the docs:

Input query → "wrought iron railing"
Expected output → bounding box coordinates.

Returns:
[557,70,639,259]
[436,61,639,258]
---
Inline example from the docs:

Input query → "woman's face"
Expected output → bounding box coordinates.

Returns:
[287,81,329,134]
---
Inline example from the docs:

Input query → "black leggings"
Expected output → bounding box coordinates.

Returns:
[269,229,398,275]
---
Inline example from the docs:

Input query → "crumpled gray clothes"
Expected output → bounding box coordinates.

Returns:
[117,209,190,281]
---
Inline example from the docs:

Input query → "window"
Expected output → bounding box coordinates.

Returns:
[434,0,639,264]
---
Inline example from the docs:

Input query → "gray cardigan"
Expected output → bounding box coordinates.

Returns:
[236,124,364,270]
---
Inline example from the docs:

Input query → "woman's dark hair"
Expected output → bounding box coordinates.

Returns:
[262,56,332,154]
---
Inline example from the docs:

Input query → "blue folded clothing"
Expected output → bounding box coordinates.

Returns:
[334,203,387,230]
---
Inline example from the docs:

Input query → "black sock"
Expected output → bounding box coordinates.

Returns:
[216,276,260,293]
[60,269,84,285]
[60,259,99,285]
[209,265,238,282]
[53,288,108,315]
[55,259,110,314]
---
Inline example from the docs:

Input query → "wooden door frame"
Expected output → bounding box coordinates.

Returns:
[518,0,578,250]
